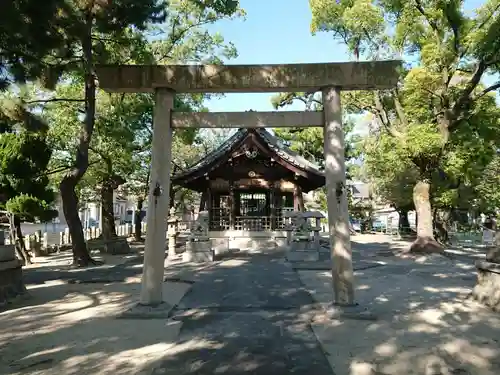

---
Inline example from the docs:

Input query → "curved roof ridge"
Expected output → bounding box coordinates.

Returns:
[255,128,323,176]
[172,127,324,182]
[174,128,248,179]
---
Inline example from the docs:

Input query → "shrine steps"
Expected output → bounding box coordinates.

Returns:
[209,230,288,253]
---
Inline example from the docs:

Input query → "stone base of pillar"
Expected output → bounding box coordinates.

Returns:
[286,239,319,262]
[212,238,229,257]
[88,237,132,255]
[183,240,213,263]
[117,301,174,319]
[0,248,28,307]
[471,260,500,311]
[290,239,314,251]
[325,303,377,321]
[167,236,177,259]
[286,249,320,262]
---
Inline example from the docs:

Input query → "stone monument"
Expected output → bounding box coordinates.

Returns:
[183,211,213,262]
[167,207,179,259]
[286,212,321,262]
[0,241,27,307]
[472,232,500,311]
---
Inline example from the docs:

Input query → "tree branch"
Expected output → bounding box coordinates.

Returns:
[448,61,488,130]
[414,0,440,34]
[91,35,129,45]
[39,160,101,178]
[473,82,500,100]
[392,90,408,128]
[475,2,500,31]
[89,145,111,165]
[374,91,404,139]
[156,13,226,62]
[172,161,185,172]
[25,98,85,104]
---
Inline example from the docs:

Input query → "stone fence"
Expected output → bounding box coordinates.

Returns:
[2,222,148,255]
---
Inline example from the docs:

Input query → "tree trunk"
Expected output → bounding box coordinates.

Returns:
[101,181,116,240]
[59,19,99,267]
[60,179,95,266]
[293,184,305,211]
[134,198,144,241]
[398,209,410,234]
[11,215,31,265]
[434,209,451,245]
[409,180,444,253]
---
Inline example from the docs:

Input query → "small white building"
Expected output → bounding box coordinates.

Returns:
[372,206,416,229]
[80,194,129,228]
[53,192,130,228]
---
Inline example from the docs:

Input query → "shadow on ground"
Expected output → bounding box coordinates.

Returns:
[2,248,334,375]
[1,234,499,375]
[299,235,500,375]
[148,250,333,374]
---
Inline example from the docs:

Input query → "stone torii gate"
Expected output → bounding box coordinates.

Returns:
[96,61,400,312]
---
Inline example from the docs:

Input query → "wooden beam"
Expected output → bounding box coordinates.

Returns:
[171,111,323,128]
[95,60,401,93]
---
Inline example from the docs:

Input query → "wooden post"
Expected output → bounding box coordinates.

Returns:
[140,88,174,306]
[293,183,304,212]
[269,185,275,230]
[323,86,355,306]
[297,185,305,212]
[206,181,212,231]
[229,181,235,230]
[199,191,207,212]
[293,183,298,211]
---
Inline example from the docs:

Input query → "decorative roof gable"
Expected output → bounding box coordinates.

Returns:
[172,128,325,190]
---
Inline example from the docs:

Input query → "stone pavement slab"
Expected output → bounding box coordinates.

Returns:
[152,254,334,375]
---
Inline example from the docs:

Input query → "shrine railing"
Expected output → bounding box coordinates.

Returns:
[174,210,291,232]
[234,216,286,231]
[206,216,287,231]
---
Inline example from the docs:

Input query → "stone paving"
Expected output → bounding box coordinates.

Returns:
[154,252,334,375]
[19,250,334,375]
[13,234,498,375]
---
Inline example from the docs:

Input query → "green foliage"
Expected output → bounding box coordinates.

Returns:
[475,153,500,210]
[39,0,243,207]
[150,0,242,65]
[271,92,361,171]
[192,0,240,15]
[0,0,70,89]
[6,194,57,223]
[0,110,56,222]
[310,0,386,59]
[362,131,417,210]
[1,0,243,262]
[307,0,500,235]
[403,123,443,161]
[275,127,325,166]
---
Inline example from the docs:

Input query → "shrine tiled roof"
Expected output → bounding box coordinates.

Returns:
[256,128,324,176]
[172,128,324,182]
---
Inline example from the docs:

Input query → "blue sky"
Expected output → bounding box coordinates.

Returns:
[204,0,349,113]
[203,0,496,118]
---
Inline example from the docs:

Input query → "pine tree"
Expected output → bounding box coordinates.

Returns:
[0,105,56,264]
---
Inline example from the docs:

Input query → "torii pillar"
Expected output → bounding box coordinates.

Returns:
[140,88,174,305]
[323,87,355,310]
